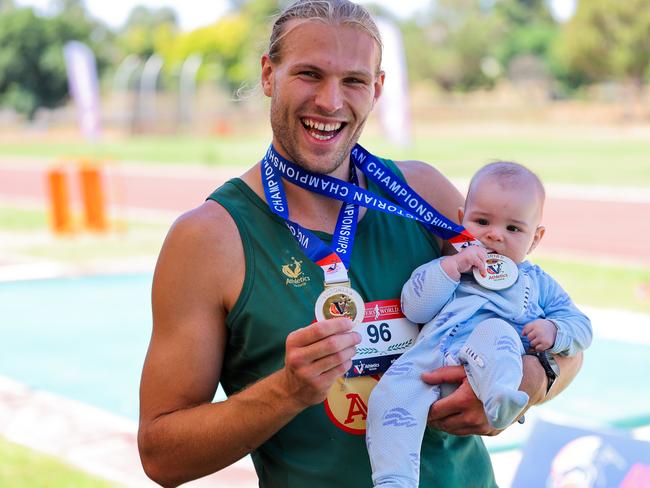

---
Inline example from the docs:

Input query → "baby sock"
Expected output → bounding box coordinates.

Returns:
[459,318,529,429]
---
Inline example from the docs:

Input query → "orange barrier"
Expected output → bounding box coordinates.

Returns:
[47,167,73,234]
[46,159,111,234]
[79,162,108,232]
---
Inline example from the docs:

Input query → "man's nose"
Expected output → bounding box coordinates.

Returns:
[314,79,343,113]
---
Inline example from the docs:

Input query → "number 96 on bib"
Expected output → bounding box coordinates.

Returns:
[347,299,419,378]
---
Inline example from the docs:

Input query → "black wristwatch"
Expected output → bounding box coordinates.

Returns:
[527,350,559,395]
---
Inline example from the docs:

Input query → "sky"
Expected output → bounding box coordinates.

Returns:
[14,0,577,31]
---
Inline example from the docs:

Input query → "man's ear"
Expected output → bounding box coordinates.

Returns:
[457,206,465,225]
[371,70,385,109]
[528,225,546,254]
[261,54,274,97]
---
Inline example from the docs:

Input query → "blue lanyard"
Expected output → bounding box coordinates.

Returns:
[349,145,478,248]
[262,144,478,253]
[261,147,360,285]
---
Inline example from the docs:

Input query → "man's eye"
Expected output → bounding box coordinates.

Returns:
[346,77,366,85]
[299,71,318,79]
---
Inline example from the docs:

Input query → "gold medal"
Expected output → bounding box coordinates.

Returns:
[314,284,365,326]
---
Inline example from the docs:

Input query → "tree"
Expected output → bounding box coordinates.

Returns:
[51,0,85,16]
[492,0,558,67]
[124,5,178,28]
[163,13,256,91]
[0,6,111,118]
[558,0,650,89]
[119,5,179,59]
[161,0,278,92]
[400,0,503,91]
[0,9,64,118]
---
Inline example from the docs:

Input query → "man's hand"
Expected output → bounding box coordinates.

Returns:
[282,318,361,407]
[422,365,503,436]
[522,319,557,351]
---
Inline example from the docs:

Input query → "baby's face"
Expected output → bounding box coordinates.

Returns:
[462,176,544,263]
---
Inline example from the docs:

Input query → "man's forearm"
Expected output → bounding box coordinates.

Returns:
[519,354,547,408]
[519,352,583,407]
[139,370,304,487]
[544,352,583,402]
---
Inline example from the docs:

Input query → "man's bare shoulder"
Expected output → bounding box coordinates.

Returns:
[167,200,243,279]
[393,160,464,220]
[171,200,239,246]
[159,200,244,310]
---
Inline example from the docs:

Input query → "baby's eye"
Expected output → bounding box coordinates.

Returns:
[476,219,489,226]
[507,225,520,232]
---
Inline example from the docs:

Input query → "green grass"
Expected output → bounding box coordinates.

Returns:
[0,206,48,231]
[2,131,650,186]
[536,254,650,314]
[0,205,168,232]
[369,135,650,187]
[0,437,124,488]
[1,205,648,313]
[21,231,166,262]
[0,134,270,167]
[0,205,168,262]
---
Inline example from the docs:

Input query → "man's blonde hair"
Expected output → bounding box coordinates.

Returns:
[268,0,383,73]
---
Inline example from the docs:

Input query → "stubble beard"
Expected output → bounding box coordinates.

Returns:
[269,100,367,177]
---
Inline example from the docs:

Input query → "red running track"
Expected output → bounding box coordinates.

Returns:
[1,161,649,266]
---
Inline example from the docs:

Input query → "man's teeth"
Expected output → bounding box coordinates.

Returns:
[313,132,334,141]
[302,119,342,132]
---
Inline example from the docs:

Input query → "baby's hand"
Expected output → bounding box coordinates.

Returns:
[441,245,487,281]
[522,319,557,351]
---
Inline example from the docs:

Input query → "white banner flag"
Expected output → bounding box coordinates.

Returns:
[376,18,411,147]
[63,41,101,141]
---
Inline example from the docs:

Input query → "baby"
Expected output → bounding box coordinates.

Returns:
[366,161,593,488]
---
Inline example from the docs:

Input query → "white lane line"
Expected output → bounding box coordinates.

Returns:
[0,375,258,488]
[582,305,650,345]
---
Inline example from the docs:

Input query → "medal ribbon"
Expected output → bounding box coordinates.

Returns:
[261,149,360,285]
[262,144,481,252]
[350,144,479,250]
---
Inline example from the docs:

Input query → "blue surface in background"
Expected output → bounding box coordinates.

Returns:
[1,273,650,447]
[0,273,153,420]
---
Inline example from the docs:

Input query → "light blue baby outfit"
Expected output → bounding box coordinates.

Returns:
[366,258,592,488]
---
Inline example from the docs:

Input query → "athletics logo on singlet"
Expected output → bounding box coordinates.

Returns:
[281,257,311,287]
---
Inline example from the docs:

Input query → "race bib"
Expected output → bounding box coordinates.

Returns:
[347,299,418,377]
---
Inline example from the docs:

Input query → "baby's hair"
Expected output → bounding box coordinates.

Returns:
[467,161,545,205]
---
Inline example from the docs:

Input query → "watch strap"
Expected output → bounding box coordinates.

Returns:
[527,350,557,395]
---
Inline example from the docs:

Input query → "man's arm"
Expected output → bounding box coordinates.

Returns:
[421,352,583,436]
[138,201,360,487]
[537,352,583,402]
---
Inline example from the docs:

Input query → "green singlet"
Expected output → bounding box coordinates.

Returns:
[207,158,496,488]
